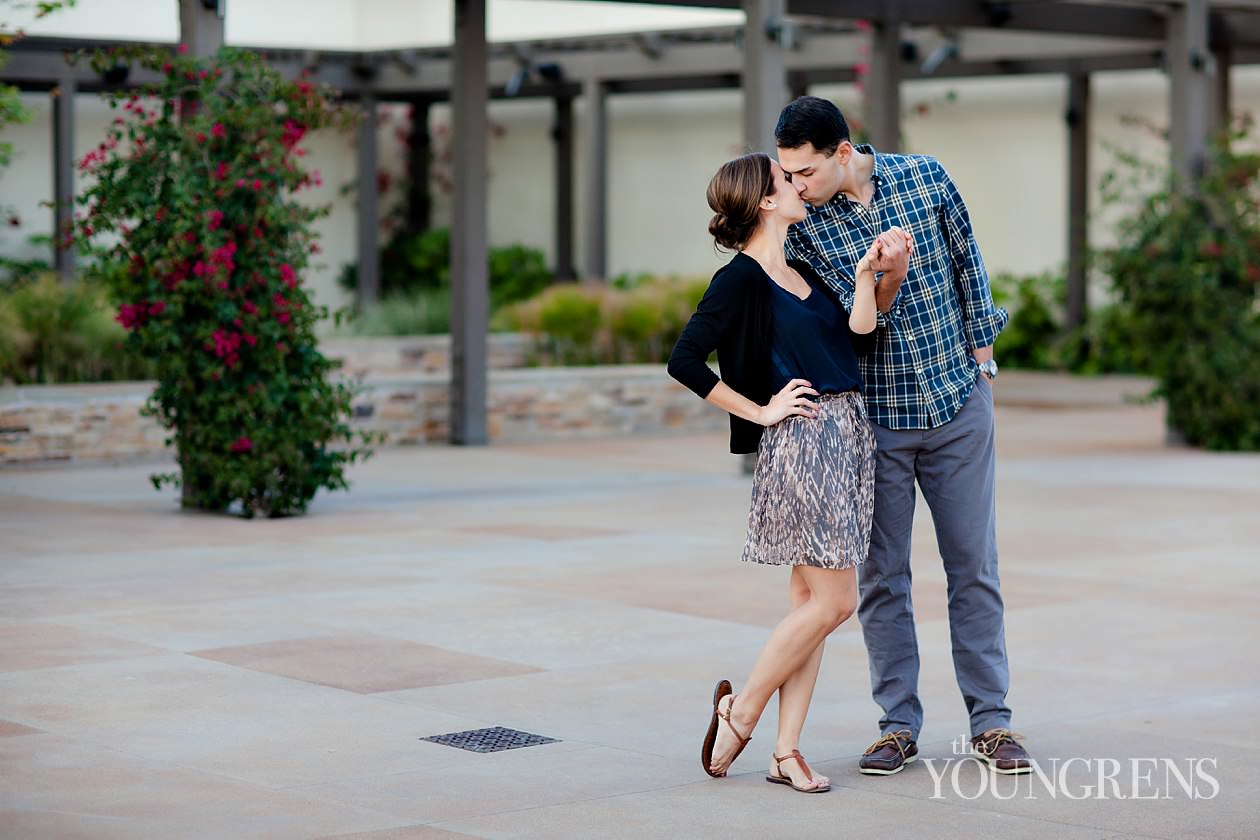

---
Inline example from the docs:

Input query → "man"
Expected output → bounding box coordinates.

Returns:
[774,96,1032,776]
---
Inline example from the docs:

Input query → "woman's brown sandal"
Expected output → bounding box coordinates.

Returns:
[766,749,831,793]
[701,680,752,778]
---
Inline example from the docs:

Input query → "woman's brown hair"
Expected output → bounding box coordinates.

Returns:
[706,152,775,251]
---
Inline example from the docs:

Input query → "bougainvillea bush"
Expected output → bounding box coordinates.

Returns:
[76,46,376,516]
[1102,119,1260,451]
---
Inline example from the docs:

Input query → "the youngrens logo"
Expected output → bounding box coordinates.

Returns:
[921,736,1221,801]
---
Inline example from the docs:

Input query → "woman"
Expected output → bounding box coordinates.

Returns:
[668,152,901,793]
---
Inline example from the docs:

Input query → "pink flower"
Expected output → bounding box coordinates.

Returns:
[177,43,188,55]
[243,333,258,347]
[116,302,147,330]
[148,300,166,316]
[211,122,226,139]
[207,210,224,230]
[242,301,257,315]
[277,311,291,325]
[279,264,296,288]
[214,161,229,181]
[281,119,307,149]
[195,132,207,144]
[229,436,253,454]
[252,179,262,192]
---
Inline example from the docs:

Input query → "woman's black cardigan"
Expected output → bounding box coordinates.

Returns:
[667,252,868,454]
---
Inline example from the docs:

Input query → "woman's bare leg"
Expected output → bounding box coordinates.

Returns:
[709,565,857,775]
[773,566,829,788]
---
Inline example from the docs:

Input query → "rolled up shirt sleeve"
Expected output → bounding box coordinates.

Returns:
[937,161,1008,350]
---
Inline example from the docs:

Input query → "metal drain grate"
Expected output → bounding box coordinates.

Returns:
[422,726,559,753]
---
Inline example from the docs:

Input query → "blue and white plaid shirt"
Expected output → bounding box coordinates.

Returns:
[786,144,1008,430]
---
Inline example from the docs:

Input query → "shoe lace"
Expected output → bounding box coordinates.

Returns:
[864,728,912,757]
[974,728,1024,756]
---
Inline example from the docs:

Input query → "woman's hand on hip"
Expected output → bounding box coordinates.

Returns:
[759,379,819,426]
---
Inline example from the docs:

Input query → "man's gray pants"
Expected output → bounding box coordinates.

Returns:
[858,376,1011,740]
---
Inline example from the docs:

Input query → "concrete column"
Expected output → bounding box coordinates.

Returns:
[741,0,788,154]
[356,93,380,304]
[582,76,607,280]
[865,14,903,153]
[407,99,432,235]
[178,0,224,57]
[52,68,75,280]
[1167,0,1212,186]
[553,94,576,280]
[788,72,809,103]
[450,0,489,445]
[1065,71,1090,331]
[1211,43,1232,139]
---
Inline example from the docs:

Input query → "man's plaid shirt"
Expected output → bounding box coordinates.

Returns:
[786,144,1008,430]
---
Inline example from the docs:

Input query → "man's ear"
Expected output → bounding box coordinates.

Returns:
[833,140,853,166]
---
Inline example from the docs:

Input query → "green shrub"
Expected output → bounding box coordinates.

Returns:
[1055,302,1150,375]
[339,227,552,309]
[343,288,451,336]
[75,46,377,516]
[989,272,1061,371]
[500,276,707,366]
[0,274,153,383]
[1100,121,1260,450]
[988,271,1150,375]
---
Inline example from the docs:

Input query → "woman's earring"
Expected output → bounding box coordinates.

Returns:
[767,202,777,209]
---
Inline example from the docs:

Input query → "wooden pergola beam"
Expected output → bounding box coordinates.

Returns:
[612,0,1168,40]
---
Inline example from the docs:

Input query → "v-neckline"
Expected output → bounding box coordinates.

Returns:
[740,253,812,302]
[770,277,812,303]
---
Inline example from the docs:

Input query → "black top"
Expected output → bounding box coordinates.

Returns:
[668,252,874,454]
[766,270,867,396]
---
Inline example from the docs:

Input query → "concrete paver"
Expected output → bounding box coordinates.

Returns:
[1,372,1257,839]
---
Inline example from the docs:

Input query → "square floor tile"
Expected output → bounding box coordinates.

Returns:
[190,634,543,693]
[0,622,165,672]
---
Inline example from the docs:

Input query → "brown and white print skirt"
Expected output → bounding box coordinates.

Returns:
[741,391,877,570]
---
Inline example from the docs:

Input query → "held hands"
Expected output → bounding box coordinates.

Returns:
[758,378,819,427]
[868,227,913,278]
[864,226,913,313]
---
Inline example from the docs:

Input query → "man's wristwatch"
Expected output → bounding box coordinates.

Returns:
[976,359,998,380]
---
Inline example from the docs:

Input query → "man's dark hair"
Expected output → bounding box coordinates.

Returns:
[774,96,850,156]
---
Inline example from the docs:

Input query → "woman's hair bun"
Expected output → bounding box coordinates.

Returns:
[705,153,774,251]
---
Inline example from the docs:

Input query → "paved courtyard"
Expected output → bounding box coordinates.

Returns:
[1,373,1258,839]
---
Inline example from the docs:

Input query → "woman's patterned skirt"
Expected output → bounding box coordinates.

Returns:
[741,391,877,570]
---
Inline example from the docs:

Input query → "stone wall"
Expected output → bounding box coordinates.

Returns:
[0,365,725,465]
[321,334,532,376]
[0,383,168,464]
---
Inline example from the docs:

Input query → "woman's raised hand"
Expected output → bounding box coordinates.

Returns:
[856,239,883,276]
[759,378,819,426]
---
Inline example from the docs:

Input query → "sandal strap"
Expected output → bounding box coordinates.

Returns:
[718,694,752,746]
[772,750,822,786]
[773,749,805,768]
